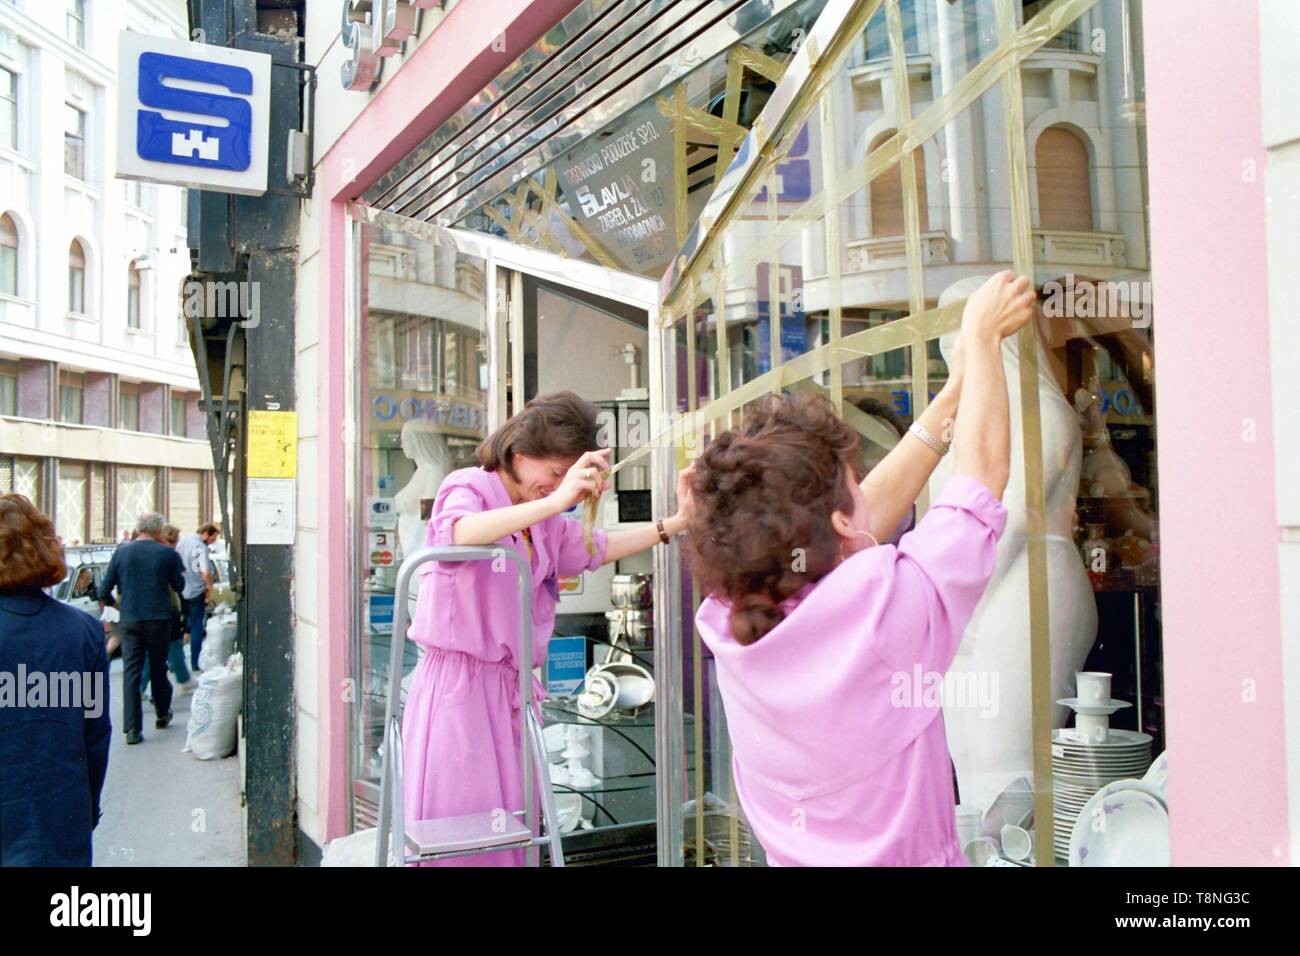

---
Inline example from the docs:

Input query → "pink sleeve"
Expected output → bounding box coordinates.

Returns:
[427,475,489,549]
[553,513,608,577]
[876,475,1007,675]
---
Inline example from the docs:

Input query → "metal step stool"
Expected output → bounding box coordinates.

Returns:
[375,545,564,866]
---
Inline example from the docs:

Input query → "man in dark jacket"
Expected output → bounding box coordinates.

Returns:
[0,493,111,866]
[100,512,186,744]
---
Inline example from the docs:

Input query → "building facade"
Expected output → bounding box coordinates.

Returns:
[292,0,1297,867]
[0,0,214,543]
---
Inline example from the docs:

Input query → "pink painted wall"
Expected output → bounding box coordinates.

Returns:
[313,0,581,841]
[1143,0,1289,864]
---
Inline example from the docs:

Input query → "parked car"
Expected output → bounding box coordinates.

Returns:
[50,545,117,619]
[49,544,121,658]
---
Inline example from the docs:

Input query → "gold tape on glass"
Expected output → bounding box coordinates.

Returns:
[663,0,1100,320]
[602,298,965,485]
[994,0,1055,868]
[885,0,930,512]
[818,96,844,416]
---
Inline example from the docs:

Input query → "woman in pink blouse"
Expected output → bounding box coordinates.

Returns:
[404,391,688,865]
[686,271,1037,866]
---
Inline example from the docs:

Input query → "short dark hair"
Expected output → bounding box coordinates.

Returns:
[477,390,600,479]
[0,494,68,590]
[198,522,219,537]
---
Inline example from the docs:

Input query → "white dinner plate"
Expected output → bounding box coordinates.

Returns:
[1069,780,1169,867]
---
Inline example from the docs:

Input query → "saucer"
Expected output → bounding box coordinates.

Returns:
[1057,697,1133,717]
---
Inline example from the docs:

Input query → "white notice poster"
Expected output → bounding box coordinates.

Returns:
[247,478,295,545]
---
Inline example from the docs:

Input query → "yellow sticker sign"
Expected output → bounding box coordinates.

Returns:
[247,410,298,478]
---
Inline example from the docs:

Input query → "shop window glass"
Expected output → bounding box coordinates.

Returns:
[57,460,87,544]
[68,239,86,313]
[2,212,19,297]
[1,456,42,510]
[657,0,1161,867]
[352,221,488,813]
[115,466,157,537]
[868,131,929,236]
[89,462,107,542]
[127,261,142,329]
[64,102,85,179]
[1036,125,1093,231]
[120,384,140,431]
[170,469,202,533]
[1,68,16,151]
[864,0,919,62]
[59,372,83,424]
[171,394,188,437]
[0,364,15,416]
[66,0,86,48]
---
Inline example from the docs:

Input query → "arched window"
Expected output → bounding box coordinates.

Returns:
[0,213,17,297]
[68,238,86,314]
[1035,126,1093,231]
[869,132,928,236]
[127,260,142,329]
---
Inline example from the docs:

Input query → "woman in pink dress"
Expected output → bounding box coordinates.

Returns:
[403,390,688,865]
[685,272,1037,866]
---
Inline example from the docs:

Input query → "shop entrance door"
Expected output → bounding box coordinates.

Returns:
[345,201,666,861]
[495,257,664,864]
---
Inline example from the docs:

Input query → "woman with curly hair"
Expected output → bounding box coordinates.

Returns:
[0,493,111,866]
[685,271,1036,866]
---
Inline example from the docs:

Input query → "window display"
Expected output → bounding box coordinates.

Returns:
[655,0,1161,866]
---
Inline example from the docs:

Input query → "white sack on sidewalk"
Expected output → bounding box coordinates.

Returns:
[184,653,242,760]
[198,612,237,671]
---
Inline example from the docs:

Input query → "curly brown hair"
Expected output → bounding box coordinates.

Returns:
[683,393,862,645]
[0,493,68,590]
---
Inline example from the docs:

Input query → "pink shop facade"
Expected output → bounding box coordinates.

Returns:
[290,0,1297,866]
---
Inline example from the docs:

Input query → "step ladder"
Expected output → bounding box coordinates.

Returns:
[375,545,565,867]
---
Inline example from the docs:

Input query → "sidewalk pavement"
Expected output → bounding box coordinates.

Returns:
[92,657,246,866]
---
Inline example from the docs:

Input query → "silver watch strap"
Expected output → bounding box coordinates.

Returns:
[908,421,950,456]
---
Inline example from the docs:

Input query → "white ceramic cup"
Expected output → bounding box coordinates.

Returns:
[1001,824,1032,861]
[964,836,999,866]
[1077,712,1110,742]
[1076,671,1112,705]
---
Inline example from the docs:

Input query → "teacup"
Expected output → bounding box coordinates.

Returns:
[1077,712,1109,743]
[1076,671,1112,705]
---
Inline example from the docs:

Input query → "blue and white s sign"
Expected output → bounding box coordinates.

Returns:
[117,33,271,196]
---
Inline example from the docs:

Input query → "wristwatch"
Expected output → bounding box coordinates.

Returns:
[656,518,671,544]
[908,421,950,457]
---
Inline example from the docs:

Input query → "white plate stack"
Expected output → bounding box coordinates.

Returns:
[1051,728,1153,860]
[1051,672,1151,862]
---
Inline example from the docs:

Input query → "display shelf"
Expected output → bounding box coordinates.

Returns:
[542,698,656,728]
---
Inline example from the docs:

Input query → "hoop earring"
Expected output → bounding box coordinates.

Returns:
[840,530,880,561]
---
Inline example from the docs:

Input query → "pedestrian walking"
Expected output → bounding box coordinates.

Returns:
[176,522,219,671]
[99,513,186,744]
[0,493,111,866]
[140,524,193,698]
